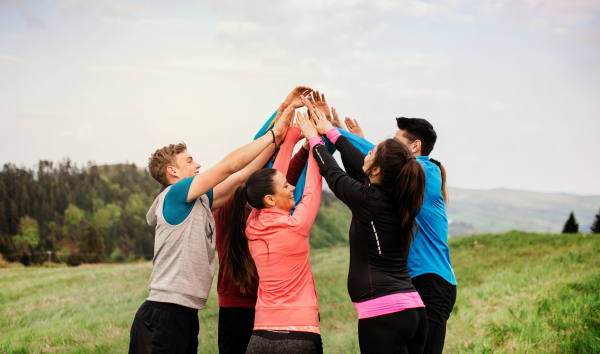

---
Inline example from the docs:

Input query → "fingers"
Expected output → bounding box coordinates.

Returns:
[332,107,338,120]
[321,92,326,104]
[345,117,354,129]
[352,118,361,128]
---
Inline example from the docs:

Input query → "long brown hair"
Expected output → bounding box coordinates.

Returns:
[429,158,448,206]
[364,139,426,256]
[223,168,277,294]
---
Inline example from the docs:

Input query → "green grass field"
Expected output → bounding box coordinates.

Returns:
[1,232,599,353]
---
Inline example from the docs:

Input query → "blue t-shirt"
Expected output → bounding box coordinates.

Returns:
[337,129,456,285]
[163,176,213,225]
[408,157,456,285]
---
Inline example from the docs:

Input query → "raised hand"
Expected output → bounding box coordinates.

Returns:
[274,102,289,122]
[310,91,332,121]
[284,86,313,109]
[345,117,364,138]
[311,108,334,136]
[331,107,347,130]
[272,105,295,142]
[296,111,319,140]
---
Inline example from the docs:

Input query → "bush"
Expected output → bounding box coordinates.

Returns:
[0,254,11,268]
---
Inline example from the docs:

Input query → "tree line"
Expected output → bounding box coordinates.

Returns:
[0,160,352,266]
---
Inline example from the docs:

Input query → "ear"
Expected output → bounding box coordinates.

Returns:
[263,194,276,207]
[166,165,178,178]
[412,140,422,154]
[371,166,381,176]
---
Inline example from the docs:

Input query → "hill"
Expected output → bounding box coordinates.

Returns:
[1,231,598,353]
[447,187,600,235]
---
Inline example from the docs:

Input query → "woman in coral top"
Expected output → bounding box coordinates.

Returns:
[224,121,324,354]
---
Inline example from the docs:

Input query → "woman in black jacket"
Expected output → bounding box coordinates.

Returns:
[297,107,428,354]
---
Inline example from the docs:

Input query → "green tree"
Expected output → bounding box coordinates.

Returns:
[64,204,84,229]
[12,216,40,249]
[562,212,579,234]
[80,224,104,263]
[591,209,600,234]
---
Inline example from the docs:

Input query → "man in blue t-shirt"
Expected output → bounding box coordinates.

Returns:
[338,117,456,354]
[394,117,456,354]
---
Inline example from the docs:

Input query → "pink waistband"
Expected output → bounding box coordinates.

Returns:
[353,292,425,319]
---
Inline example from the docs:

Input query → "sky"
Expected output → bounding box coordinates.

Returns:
[0,0,599,195]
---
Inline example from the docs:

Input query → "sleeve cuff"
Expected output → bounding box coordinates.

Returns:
[309,136,325,149]
[325,128,342,144]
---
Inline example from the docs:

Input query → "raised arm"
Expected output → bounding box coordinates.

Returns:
[211,142,276,211]
[298,111,368,211]
[187,105,294,202]
[272,126,302,176]
[287,140,309,186]
[289,112,322,236]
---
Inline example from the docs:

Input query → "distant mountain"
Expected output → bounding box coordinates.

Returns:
[447,187,600,236]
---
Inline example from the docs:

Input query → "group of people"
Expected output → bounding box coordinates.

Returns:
[128,86,456,354]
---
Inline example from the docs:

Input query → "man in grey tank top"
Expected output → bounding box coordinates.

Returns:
[128,106,295,354]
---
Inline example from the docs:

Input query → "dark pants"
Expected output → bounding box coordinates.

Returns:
[412,273,457,354]
[358,307,429,354]
[246,330,323,354]
[129,300,199,354]
[218,307,256,354]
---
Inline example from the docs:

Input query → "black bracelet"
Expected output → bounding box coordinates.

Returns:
[270,130,276,144]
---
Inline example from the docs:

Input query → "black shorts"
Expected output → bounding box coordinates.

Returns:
[129,300,199,354]
[218,307,256,354]
[246,330,323,354]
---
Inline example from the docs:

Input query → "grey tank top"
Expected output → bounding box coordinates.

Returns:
[145,186,216,309]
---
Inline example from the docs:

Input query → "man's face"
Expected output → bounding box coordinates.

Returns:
[394,129,420,156]
[172,150,201,180]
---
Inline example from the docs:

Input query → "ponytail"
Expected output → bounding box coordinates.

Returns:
[394,158,426,255]
[365,139,426,256]
[429,158,448,207]
[223,168,278,294]
[223,185,257,294]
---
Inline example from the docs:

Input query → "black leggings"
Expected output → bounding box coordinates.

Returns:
[245,330,323,354]
[358,307,428,354]
[412,273,457,354]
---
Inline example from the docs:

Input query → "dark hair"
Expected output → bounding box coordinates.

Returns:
[396,117,437,156]
[397,118,448,206]
[364,139,426,256]
[223,168,277,294]
[429,158,449,206]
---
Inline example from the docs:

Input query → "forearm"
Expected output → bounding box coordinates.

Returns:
[187,133,274,202]
[292,149,322,235]
[272,127,302,176]
[287,144,309,186]
[211,143,276,211]
[314,143,364,209]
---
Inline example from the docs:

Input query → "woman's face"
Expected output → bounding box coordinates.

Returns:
[265,170,296,212]
[363,144,379,174]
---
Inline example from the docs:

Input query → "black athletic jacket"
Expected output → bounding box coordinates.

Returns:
[313,136,416,303]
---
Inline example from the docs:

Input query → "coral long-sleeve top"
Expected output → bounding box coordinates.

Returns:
[247,127,322,327]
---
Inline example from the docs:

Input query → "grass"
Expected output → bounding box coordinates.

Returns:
[0,232,599,353]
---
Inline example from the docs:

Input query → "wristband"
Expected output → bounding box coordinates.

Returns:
[270,130,276,144]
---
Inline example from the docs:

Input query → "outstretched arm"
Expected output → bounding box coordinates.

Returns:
[187,105,294,202]
[290,112,323,236]
[211,143,276,211]
[272,126,302,176]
